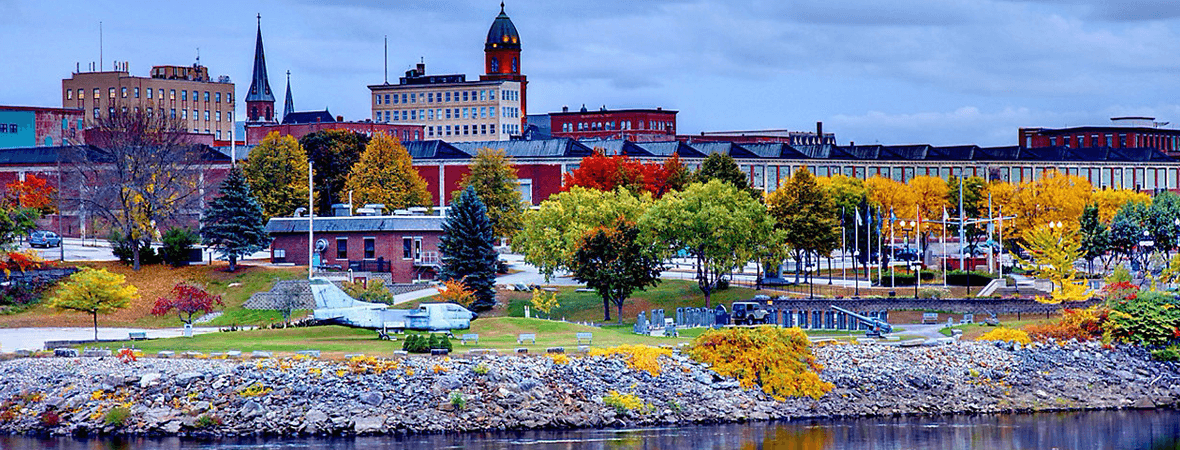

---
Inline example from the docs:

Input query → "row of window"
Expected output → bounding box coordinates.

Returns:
[68,87,231,103]
[332,236,425,261]
[0,124,18,134]
[375,106,501,123]
[560,120,673,133]
[740,164,1180,193]
[427,123,499,137]
[91,107,232,123]
[375,89,518,106]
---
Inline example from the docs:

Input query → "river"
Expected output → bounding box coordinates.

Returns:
[3,409,1179,449]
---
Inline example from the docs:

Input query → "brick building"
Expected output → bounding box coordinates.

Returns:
[549,105,677,142]
[265,215,443,283]
[0,106,85,149]
[1019,117,1180,157]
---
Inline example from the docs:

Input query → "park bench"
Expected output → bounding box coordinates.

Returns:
[576,332,593,345]
[517,333,536,344]
[461,333,479,345]
[922,313,939,324]
[128,332,147,340]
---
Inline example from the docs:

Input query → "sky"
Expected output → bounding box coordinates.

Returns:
[3,0,1180,147]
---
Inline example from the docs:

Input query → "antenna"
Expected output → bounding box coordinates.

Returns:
[99,21,103,71]
[384,35,388,84]
[196,47,200,66]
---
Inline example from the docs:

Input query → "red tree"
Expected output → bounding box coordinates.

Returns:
[5,174,56,214]
[151,282,223,325]
[562,151,687,198]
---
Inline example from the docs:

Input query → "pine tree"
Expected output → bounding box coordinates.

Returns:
[200,168,272,272]
[439,186,498,311]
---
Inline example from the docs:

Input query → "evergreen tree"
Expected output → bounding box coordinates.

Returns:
[453,148,524,240]
[439,186,498,311]
[200,168,272,272]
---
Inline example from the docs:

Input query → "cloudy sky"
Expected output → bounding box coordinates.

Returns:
[3,0,1180,146]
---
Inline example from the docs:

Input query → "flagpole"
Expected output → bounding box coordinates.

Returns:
[854,205,860,296]
[841,207,846,282]
[942,207,948,290]
[877,206,884,283]
[916,203,922,291]
[958,175,966,273]
[890,208,896,289]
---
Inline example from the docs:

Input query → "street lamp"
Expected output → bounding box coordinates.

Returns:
[1139,229,1155,276]
[805,255,816,299]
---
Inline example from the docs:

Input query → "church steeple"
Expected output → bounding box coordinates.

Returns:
[282,70,294,123]
[246,14,276,123]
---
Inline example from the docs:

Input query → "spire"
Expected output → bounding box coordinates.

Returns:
[283,70,294,121]
[246,14,275,103]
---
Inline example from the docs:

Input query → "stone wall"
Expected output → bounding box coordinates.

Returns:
[243,277,433,310]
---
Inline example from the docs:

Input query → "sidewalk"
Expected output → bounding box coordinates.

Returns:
[0,326,219,352]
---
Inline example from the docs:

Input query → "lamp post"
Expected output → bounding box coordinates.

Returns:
[1139,229,1155,277]
[1174,218,1180,254]
[805,255,815,299]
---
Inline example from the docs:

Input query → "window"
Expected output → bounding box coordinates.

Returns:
[428,92,433,103]
[410,93,416,104]
[488,107,495,118]
[170,89,176,100]
[216,92,221,103]
[159,89,164,100]
[217,111,221,122]
[463,91,469,102]
[480,90,486,101]
[134,87,140,98]
[336,238,348,260]
[403,237,412,259]
[517,178,533,204]
[204,92,210,102]
[182,90,188,101]
[364,238,375,259]
[93,108,99,118]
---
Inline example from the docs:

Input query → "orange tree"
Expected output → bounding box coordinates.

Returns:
[5,174,56,215]
[688,327,833,400]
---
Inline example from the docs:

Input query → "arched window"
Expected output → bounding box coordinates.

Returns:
[490,58,499,73]
[250,107,258,120]
[511,57,518,72]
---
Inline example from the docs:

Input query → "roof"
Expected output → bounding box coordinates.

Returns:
[0,144,231,165]
[404,140,471,159]
[245,16,275,103]
[449,138,593,159]
[281,110,335,125]
[485,3,520,50]
[266,216,445,234]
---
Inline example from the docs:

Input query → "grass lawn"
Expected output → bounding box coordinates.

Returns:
[495,279,758,324]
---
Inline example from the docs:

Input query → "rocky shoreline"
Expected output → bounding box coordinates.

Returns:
[0,340,1177,437]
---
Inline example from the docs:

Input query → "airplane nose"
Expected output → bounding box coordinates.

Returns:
[471,312,479,320]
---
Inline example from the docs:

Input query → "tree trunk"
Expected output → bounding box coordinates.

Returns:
[132,237,141,271]
[602,295,611,322]
[92,311,98,342]
[616,296,624,325]
[229,254,237,272]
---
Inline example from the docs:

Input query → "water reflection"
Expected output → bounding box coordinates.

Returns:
[3,409,1179,450]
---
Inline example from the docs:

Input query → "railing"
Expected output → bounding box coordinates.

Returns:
[348,259,391,273]
[416,251,440,266]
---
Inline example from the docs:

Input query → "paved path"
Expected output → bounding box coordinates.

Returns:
[0,327,219,352]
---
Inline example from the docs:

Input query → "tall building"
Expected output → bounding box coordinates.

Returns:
[245,14,276,124]
[1019,117,1180,157]
[0,106,85,149]
[549,105,677,142]
[61,61,235,140]
[368,4,526,143]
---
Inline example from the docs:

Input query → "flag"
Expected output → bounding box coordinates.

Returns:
[943,207,949,222]
[856,210,863,227]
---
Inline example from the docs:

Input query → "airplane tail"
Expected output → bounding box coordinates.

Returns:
[309,277,377,309]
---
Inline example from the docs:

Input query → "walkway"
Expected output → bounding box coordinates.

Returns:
[0,327,219,352]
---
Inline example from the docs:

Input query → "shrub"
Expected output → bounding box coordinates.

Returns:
[449,391,466,410]
[917,288,949,299]
[716,278,730,291]
[548,353,570,365]
[687,327,833,400]
[195,414,221,429]
[1152,344,1180,362]
[436,280,476,308]
[0,278,56,308]
[602,390,646,415]
[341,279,394,304]
[159,227,199,267]
[1101,281,1139,304]
[427,334,441,351]
[237,383,272,397]
[473,363,489,375]
[39,409,60,427]
[438,334,453,352]
[873,270,916,286]
[104,406,131,427]
[588,345,672,376]
[109,233,162,266]
[402,334,429,353]
[1025,306,1108,342]
[976,327,1032,346]
[1106,290,1180,347]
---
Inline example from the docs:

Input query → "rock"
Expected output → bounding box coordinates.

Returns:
[359,392,384,406]
[177,372,204,385]
[1133,397,1156,409]
[353,415,385,434]
[239,400,265,419]
[192,401,211,414]
[139,373,162,388]
[305,409,329,424]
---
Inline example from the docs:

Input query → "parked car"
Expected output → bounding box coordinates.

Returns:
[731,300,770,325]
[895,249,919,262]
[29,230,61,248]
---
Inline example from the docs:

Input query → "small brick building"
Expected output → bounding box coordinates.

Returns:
[266,215,444,283]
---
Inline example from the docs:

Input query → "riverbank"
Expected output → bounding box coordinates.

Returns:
[0,340,1176,436]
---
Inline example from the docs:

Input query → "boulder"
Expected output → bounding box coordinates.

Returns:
[359,392,384,406]
[239,399,265,419]
[353,415,385,434]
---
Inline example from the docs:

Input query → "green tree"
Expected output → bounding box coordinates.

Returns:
[642,180,772,307]
[573,218,663,322]
[1148,191,1180,257]
[515,187,651,280]
[243,132,310,219]
[1110,201,1149,264]
[344,132,430,210]
[0,207,39,249]
[768,168,839,283]
[1078,203,1109,274]
[47,267,138,341]
[200,168,272,272]
[439,186,498,311]
[694,153,759,200]
[300,130,369,215]
[159,227,198,268]
[453,148,524,240]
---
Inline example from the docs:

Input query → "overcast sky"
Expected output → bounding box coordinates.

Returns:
[3,0,1180,146]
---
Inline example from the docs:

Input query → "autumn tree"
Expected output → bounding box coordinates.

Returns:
[454,148,524,240]
[1017,225,1088,304]
[946,176,989,253]
[344,132,430,210]
[642,180,772,307]
[5,174,56,215]
[573,218,664,322]
[300,130,369,215]
[562,150,647,193]
[866,176,915,235]
[1092,188,1151,223]
[438,186,498,311]
[47,267,138,341]
[994,170,1091,242]
[1078,203,1110,274]
[768,168,839,283]
[515,187,651,280]
[435,280,476,308]
[243,132,310,219]
[151,282,223,325]
[651,154,692,197]
[66,110,208,270]
[694,153,760,200]
[908,176,950,239]
[200,168,272,272]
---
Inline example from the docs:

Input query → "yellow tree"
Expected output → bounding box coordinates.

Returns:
[47,268,139,341]
[995,170,1091,242]
[1016,225,1089,303]
[866,176,915,235]
[344,132,431,209]
[908,175,950,234]
[1091,188,1151,223]
[243,132,310,219]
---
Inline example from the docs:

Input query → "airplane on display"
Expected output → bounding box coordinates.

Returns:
[307,278,477,333]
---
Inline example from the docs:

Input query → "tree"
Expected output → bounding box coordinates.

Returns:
[0,208,39,249]
[47,267,138,341]
[768,168,839,283]
[1092,188,1151,223]
[994,170,1091,243]
[694,153,759,200]
[573,218,664,322]
[562,150,647,193]
[1016,225,1088,304]
[946,176,988,253]
[243,132,310,219]
[1078,203,1110,274]
[908,176,950,242]
[5,174,56,215]
[200,168,272,272]
[651,154,692,198]
[642,180,772,307]
[438,186,498,311]
[1147,191,1180,257]
[515,187,651,280]
[435,280,475,308]
[300,130,369,215]
[151,282,223,325]
[866,175,915,230]
[159,227,198,268]
[344,132,430,210]
[1110,201,1149,264]
[454,148,524,240]
[529,288,559,319]
[342,279,395,304]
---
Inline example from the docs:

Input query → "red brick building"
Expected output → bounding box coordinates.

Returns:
[266,215,443,282]
[0,106,85,149]
[244,120,424,146]
[1019,117,1180,157]
[549,106,677,142]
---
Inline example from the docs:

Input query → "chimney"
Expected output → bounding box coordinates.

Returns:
[337,115,343,122]
[562,105,568,113]
[416,61,426,75]
[816,121,823,138]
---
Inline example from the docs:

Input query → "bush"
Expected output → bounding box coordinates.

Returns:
[109,233,162,266]
[0,278,56,308]
[873,270,917,286]
[449,391,466,410]
[438,334,453,352]
[159,227,199,267]
[342,279,394,305]
[1024,306,1107,342]
[473,363,489,375]
[687,327,833,400]
[716,278,730,290]
[1106,290,1180,347]
[945,270,996,286]
[976,328,1032,346]
[195,414,221,429]
[39,409,60,427]
[602,390,646,415]
[589,345,673,376]
[104,406,131,427]
[402,334,429,353]
[917,288,949,299]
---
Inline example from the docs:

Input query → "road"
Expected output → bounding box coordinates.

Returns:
[0,327,219,352]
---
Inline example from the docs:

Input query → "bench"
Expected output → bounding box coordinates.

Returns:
[461,333,479,345]
[128,332,147,341]
[576,332,593,345]
[921,313,939,324]
[517,333,536,344]
[960,313,975,325]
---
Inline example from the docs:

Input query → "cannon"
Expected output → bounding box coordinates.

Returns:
[830,305,893,338]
